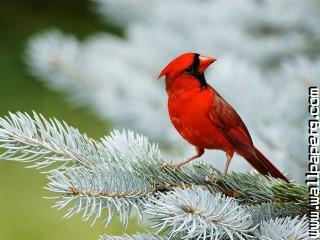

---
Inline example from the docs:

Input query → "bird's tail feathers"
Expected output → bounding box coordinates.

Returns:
[241,147,289,182]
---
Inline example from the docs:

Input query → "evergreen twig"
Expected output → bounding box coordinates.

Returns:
[0,112,309,240]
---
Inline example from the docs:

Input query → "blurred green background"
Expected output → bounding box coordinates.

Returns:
[0,1,142,239]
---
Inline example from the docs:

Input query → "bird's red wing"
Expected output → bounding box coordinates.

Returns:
[208,91,254,150]
[208,89,289,182]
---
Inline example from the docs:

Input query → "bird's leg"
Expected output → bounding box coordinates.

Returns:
[162,147,204,170]
[223,152,234,176]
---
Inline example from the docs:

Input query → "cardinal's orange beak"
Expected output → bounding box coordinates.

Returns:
[198,55,216,73]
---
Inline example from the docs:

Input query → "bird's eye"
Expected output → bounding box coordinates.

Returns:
[185,67,193,74]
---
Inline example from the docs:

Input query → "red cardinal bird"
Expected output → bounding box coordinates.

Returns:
[158,52,289,182]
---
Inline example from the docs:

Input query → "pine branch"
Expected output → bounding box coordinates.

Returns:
[0,112,309,239]
[96,129,220,190]
[257,216,309,240]
[246,202,308,225]
[145,187,257,240]
[0,112,107,169]
[212,173,308,205]
[46,166,153,226]
[0,112,307,206]
[271,181,308,204]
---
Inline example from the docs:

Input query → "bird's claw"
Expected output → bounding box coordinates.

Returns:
[205,172,225,183]
[212,174,224,182]
[161,162,181,171]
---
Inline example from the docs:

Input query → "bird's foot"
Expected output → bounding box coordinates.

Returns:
[206,173,225,183]
[160,162,181,171]
[213,174,224,182]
